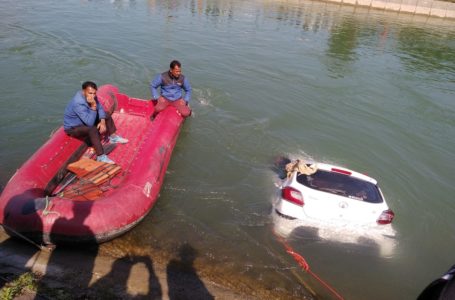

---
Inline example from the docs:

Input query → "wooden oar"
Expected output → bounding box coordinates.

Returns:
[84,164,122,185]
[62,181,102,200]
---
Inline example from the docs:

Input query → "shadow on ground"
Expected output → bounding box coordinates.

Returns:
[0,232,248,299]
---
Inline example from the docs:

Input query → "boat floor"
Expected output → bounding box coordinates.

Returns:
[105,112,149,168]
[54,112,150,200]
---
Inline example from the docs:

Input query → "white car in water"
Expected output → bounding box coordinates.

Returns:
[272,161,397,256]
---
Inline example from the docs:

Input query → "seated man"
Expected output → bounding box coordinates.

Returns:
[63,81,128,164]
[150,60,192,117]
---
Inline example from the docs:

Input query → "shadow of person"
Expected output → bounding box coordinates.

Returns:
[166,243,214,300]
[1,188,46,245]
[0,188,44,290]
[36,200,98,298]
[0,237,41,290]
[90,255,162,299]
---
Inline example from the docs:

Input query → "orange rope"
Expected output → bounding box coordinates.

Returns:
[276,234,345,300]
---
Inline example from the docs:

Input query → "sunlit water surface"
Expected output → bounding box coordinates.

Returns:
[0,0,454,299]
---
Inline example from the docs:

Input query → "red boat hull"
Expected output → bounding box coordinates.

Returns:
[0,85,184,244]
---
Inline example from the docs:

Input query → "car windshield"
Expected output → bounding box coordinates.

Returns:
[296,170,384,203]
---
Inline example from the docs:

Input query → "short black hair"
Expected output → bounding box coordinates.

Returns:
[170,60,181,69]
[82,81,97,90]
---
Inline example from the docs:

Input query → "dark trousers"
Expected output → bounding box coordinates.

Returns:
[65,114,116,156]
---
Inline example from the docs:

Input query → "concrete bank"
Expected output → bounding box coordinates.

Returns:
[317,0,455,18]
[0,231,258,300]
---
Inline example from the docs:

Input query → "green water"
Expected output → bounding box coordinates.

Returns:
[0,0,454,299]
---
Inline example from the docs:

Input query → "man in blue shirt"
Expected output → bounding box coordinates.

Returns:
[150,60,192,118]
[63,81,128,164]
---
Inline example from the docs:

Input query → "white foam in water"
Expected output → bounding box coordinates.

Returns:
[195,88,214,107]
[271,209,397,257]
[198,97,211,106]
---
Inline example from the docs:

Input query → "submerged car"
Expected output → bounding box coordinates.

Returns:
[273,161,396,256]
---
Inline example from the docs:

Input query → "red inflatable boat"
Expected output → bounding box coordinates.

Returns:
[0,85,185,244]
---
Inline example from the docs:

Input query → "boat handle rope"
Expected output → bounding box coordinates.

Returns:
[42,196,60,217]
[0,196,58,251]
[0,223,49,251]
[275,233,345,300]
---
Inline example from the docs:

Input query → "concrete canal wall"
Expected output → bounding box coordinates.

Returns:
[321,0,455,19]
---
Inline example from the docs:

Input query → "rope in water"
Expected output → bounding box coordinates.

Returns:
[275,234,345,300]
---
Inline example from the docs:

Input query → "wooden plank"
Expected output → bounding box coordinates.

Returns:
[67,158,106,177]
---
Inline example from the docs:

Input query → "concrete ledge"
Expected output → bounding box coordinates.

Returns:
[446,3,455,17]
[415,0,433,15]
[319,0,455,19]
[430,0,448,17]
[357,0,373,6]
[400,0,418,13]
[343,0,358,6]
[386,0,404,12]
[371,0,388,9]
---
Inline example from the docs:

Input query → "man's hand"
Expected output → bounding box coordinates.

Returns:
[97,119,107,134]
[87,99,97,110]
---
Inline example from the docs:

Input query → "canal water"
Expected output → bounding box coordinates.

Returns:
[1,0,454,299]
